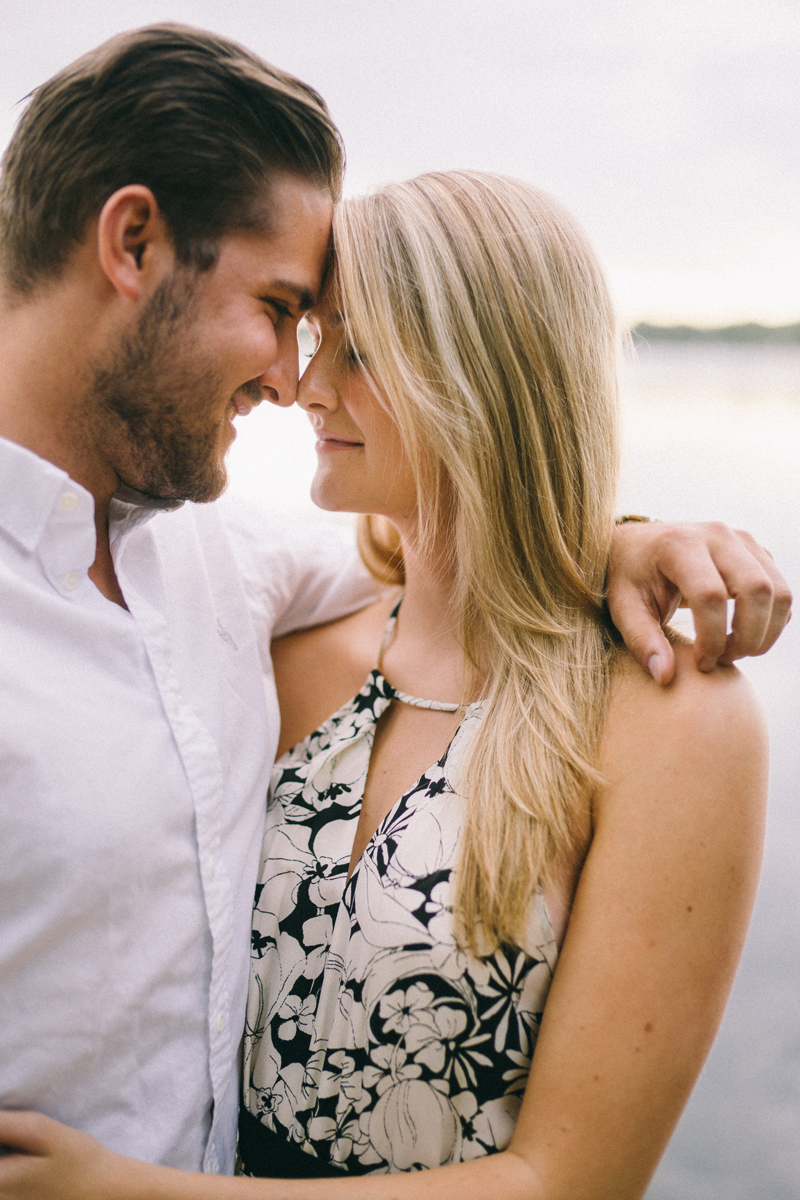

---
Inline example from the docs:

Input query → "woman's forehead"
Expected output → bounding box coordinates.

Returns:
[307,293,345,329]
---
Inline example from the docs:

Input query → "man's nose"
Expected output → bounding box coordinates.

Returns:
[259,328,300,408]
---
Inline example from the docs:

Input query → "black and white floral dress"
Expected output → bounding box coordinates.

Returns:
[240,609,559,1177]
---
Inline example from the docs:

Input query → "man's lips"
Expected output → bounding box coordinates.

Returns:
[230,397,254,417]
[230,379,269,418]
[225,393,257,442]
[228,393,261,420]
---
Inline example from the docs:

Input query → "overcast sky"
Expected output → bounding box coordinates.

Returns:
[2,0,797,325]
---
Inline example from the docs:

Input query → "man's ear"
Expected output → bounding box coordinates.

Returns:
[96,186,175,301]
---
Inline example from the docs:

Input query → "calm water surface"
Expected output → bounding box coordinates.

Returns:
[228,343,800,1198]
[620,346,800,1200]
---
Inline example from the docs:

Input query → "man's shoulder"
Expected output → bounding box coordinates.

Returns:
[145,493,352,571]
[210,494,359,590]
[154,493,372,639]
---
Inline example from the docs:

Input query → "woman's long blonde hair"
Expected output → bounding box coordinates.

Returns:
[333,171,619,956]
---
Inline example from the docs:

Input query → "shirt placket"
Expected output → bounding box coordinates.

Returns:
[120,579,233,1174]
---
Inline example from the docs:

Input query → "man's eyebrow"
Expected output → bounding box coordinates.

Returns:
[260,281,316,313]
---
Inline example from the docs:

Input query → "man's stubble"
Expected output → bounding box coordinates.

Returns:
[88,271,230,504]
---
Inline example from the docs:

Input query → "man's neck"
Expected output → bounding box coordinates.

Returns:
[88,512,129,609]
[0,278,127,607]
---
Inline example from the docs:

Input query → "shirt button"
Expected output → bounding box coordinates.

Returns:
[217,1013,225,1033]
[63,570,80,591]
[170,695,179,714]
[58,492,80,512]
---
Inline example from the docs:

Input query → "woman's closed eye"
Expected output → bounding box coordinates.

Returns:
[339,340,367,369]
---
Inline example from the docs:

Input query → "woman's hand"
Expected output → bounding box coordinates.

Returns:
[607,519,792,683]
[0,1112,137,1200]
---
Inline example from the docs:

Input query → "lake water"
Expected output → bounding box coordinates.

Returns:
[227,343,800,1198]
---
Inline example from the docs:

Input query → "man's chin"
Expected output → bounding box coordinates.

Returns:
[116,462,229,508]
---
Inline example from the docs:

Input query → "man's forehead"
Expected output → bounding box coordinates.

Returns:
[248,174,334,240]
[212,219,331,308]
[245,182,332,290]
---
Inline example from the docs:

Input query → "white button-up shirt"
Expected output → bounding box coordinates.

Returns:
[0,436,375,1173]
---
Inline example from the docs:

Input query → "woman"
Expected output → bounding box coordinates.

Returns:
[0,172,766,1199]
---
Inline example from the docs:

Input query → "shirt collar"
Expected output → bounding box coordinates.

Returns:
[109,483,184,548]
[0,436,89,554]
[0,436,184,554]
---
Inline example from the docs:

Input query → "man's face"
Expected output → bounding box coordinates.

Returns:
[90,174,333,502]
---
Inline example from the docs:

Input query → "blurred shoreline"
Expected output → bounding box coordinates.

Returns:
[632,321,800,345]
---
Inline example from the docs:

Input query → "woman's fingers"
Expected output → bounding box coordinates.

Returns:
[655,525,739,668]
[0,1114,53,1200]
[0,1113,107,1200]
[0,1116,189,1200]
[607,521,688,683]
[607,521,793,682]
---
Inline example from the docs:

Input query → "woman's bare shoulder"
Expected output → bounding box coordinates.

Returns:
[607,641,766,749]
[271,591,399,758]
[513,651,768,1197]
[598,641,768,833]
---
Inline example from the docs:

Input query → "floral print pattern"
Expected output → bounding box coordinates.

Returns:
[243,668,558,1175]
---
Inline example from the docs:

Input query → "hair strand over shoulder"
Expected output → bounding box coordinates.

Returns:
[333,171,620,955]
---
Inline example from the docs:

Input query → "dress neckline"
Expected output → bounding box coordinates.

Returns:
[376,596,462,714]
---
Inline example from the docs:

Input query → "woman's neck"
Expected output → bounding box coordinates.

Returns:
[380,531,476,705]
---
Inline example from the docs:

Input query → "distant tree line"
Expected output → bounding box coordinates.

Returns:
[632,322,800,344]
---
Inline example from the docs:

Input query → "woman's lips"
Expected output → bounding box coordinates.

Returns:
[316,432,364,452]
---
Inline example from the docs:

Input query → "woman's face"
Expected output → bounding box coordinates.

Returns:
[297,296,418,524]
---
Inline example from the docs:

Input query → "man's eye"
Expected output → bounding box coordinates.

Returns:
[262,298,294,322]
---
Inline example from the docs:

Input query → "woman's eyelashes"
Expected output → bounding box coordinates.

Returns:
[299,313,365,369]
[339,340,367,368]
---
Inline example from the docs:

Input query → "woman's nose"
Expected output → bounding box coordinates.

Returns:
[296,353,338,413]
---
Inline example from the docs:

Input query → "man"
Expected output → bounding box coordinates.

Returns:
[0,24,790,1177]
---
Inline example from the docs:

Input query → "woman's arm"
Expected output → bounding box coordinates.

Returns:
[504,644,767,1198]
[0,647,767,1200]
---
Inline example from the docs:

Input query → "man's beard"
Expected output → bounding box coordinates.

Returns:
[89,272,230,504]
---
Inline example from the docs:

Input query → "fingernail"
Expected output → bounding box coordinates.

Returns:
[647,654,662,684]
[698,657,716,672]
